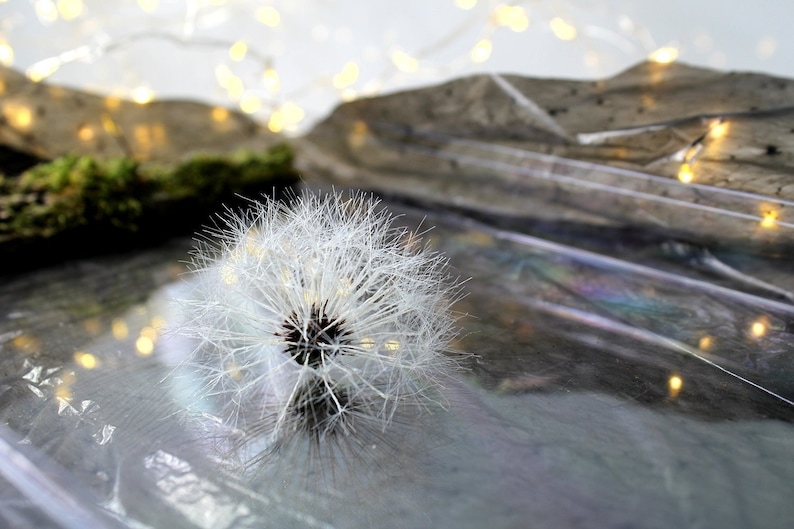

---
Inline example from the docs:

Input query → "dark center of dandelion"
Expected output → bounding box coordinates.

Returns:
[279,302,351,367]
[277,303,354,436]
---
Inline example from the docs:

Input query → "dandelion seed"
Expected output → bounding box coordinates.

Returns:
[174,191,464,472]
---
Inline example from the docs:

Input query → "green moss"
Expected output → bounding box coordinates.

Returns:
[0,143,297,240]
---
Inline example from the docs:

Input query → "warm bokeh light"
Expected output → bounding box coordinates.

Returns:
[3,103,33,129]
[668,375,682,398]
[750,320,767,337]
[455,0,477,9]
[112,318,129,340]
[649,46,679,63]
[262,67,280,92]
[77,124,95,141]
[760,210,778,229]
[57,0,84,20]
[384,339,400,351]
[709,119,729,138]
[27,59,60,82]
[137,0,157,13]
[229,41,248,62]
[677,162,694,183]
[471,38,493,63]
[550,18,577,41]
[332,61,359,89]
[135,336,154,356]
[211,106,229,122]
[493,4,529,32]
[131,86,154,104]
[239,93,261,114]
[698,336,712,350]
[0,43,14,67]
[391,50,419,73]
[74,351,98,369]
[255,6,280,26]
[35,0,59,22]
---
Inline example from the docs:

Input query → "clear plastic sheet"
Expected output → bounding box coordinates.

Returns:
[1,182,792,527]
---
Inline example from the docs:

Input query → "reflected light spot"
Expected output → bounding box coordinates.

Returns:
[13,334,41,352]
[135,336,154,356]
[140,326,158,342]
[471,39,493,63]
[550,18,577,41]
[455,0,476,9]
[677,163,694,183]
[668,375,682,398]
[709,119,729,138]
[77,124,94,141]
[229,41,247,62]
[360,337,375,349]
[760,210,778,229]
[391,50,419,73]
[263,67,280,92]
[57,0,84,20]
[698,336,712,350]
[256,6,280,26]
[0,43,13,67]
[112,318,129,340]
[347,120,369,149]
[649,46,679,64]
[74,351,98,369]
[333,61,359,89]
[150,316,167,329]
[384,339,400,351]
[131,86,154,104]
[751,321,766,337]
[104,96,121,110]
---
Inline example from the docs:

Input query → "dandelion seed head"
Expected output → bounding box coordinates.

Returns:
[176,191,463,465]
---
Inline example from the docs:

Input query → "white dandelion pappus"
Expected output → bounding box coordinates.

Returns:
[176,190,463,472]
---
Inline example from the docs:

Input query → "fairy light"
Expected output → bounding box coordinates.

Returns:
[550,17,577,40]
[255,6,280,26]
[26,58,60,82]
[137,0,157,13]
[470,38,493,63]
[262,67,280,92]
[35,0,59,22]
[391,49,419,73]
[135,336,154,356]
[0,42,13,67]
[649,46,679,63]
[239,93,261,114]
[332,61,359,89]
[229,41,248,62]
[131,86,154,104]
[668,375,682,399]
[698,336,712,350]
[492,4,529,32]
[677,162,694,183]
[455,0,477,9]
[57,0,84,20]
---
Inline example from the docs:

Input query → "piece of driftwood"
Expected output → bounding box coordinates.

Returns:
[299,61,794,253]
[0,66,297,273]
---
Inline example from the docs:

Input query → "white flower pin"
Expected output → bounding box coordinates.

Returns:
[175,191,463,468]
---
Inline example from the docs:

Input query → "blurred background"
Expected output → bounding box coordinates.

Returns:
[2,0,792,134]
